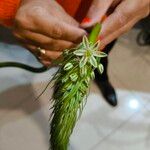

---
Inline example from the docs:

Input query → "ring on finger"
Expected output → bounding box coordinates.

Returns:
[37,47,46,57]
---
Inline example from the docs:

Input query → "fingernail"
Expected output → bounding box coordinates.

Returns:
[81,17,91,25]
[101,15,107,23]
[97,35,104,41]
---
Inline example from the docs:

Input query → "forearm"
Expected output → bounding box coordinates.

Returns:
[0,0,21,27]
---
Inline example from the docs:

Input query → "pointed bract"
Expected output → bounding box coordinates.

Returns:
[79,56,88,68]
[89,55,97,68]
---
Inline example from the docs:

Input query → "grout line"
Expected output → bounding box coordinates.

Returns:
[89,101,149,150]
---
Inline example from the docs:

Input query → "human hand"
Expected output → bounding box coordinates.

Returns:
[13,0,86,66]
[81,0,150,49]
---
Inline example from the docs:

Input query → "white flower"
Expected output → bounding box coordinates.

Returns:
[73,36,107,68]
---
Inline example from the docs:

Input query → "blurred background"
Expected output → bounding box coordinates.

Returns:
[0,17,150,150]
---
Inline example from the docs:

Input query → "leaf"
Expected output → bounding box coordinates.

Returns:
[61,76,69,83]
[90,71,95,80]
[89,55,97,68]
[83,36,89,48]
[84,77,90,87]
[66,83,73,90]
[73,49,85,56]
[79,56,88,68]
[98,64,104,74]
[93,51,107,58]
[80,66,87,77]
[92,41,100,51]
[64,62,73,71]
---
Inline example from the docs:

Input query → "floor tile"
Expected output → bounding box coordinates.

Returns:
[93,108,150,150]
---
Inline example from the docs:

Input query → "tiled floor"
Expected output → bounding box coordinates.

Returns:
[0,27,150,150]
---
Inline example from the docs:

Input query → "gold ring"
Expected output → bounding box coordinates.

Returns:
[37,47,46,57]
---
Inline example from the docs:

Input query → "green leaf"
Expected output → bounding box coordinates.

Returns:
[79,56,88,68]
[73,49,85,56]
[84,77,90,86]
[64,62,73,71]
[90,71,95,80]
[89,55,97,68]
[92,41,100,51]
[66,83,73,90]
[83,36,89,48]
[61,76,69,83]
[93,51,107,58]
[80,66,87,77]
[63,82,73,91]
[98,64,104,74]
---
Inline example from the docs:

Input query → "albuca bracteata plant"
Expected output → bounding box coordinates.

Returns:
[50,23,107,150]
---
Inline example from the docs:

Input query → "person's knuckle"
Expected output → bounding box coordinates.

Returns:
[15,10,31,29]
[30,6,48,17]
[51,23,63,38]
[15,14,26,27]
[115,9,129,27]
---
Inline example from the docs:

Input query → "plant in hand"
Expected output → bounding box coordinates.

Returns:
[50,23,107,150]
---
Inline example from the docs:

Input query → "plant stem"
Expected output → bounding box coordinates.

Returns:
[88,23,102,44]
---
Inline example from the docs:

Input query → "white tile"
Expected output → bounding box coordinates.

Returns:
[0,105,50,150]
[93,108,150,150]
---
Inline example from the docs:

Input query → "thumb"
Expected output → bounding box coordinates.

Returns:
[81,0,114,28]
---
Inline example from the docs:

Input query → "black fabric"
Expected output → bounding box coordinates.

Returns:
[95,40,117,81]
[135,16,150,46]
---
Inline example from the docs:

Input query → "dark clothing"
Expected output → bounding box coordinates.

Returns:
[95,40,117,81]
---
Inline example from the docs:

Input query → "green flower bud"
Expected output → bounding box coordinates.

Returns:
[64,63,73,71]
[70,73,78,82]
[98,64,104,74]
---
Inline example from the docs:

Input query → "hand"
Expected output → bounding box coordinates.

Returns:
[81,0,150,49]
[13,0,86,66]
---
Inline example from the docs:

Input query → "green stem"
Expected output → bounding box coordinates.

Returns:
[88,23,102,44]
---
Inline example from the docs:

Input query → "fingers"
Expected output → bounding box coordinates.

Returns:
[100,0,149,38]
[81,0,114,28]
[23,43,62,66]
[100,15,143,49]
[31,16,86,43]
[21,44,51,66]
[14,0,86,43]
[50,0,79,27]
[24,44,62,60]
[99,0,150,48]
[13,30,75,51]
